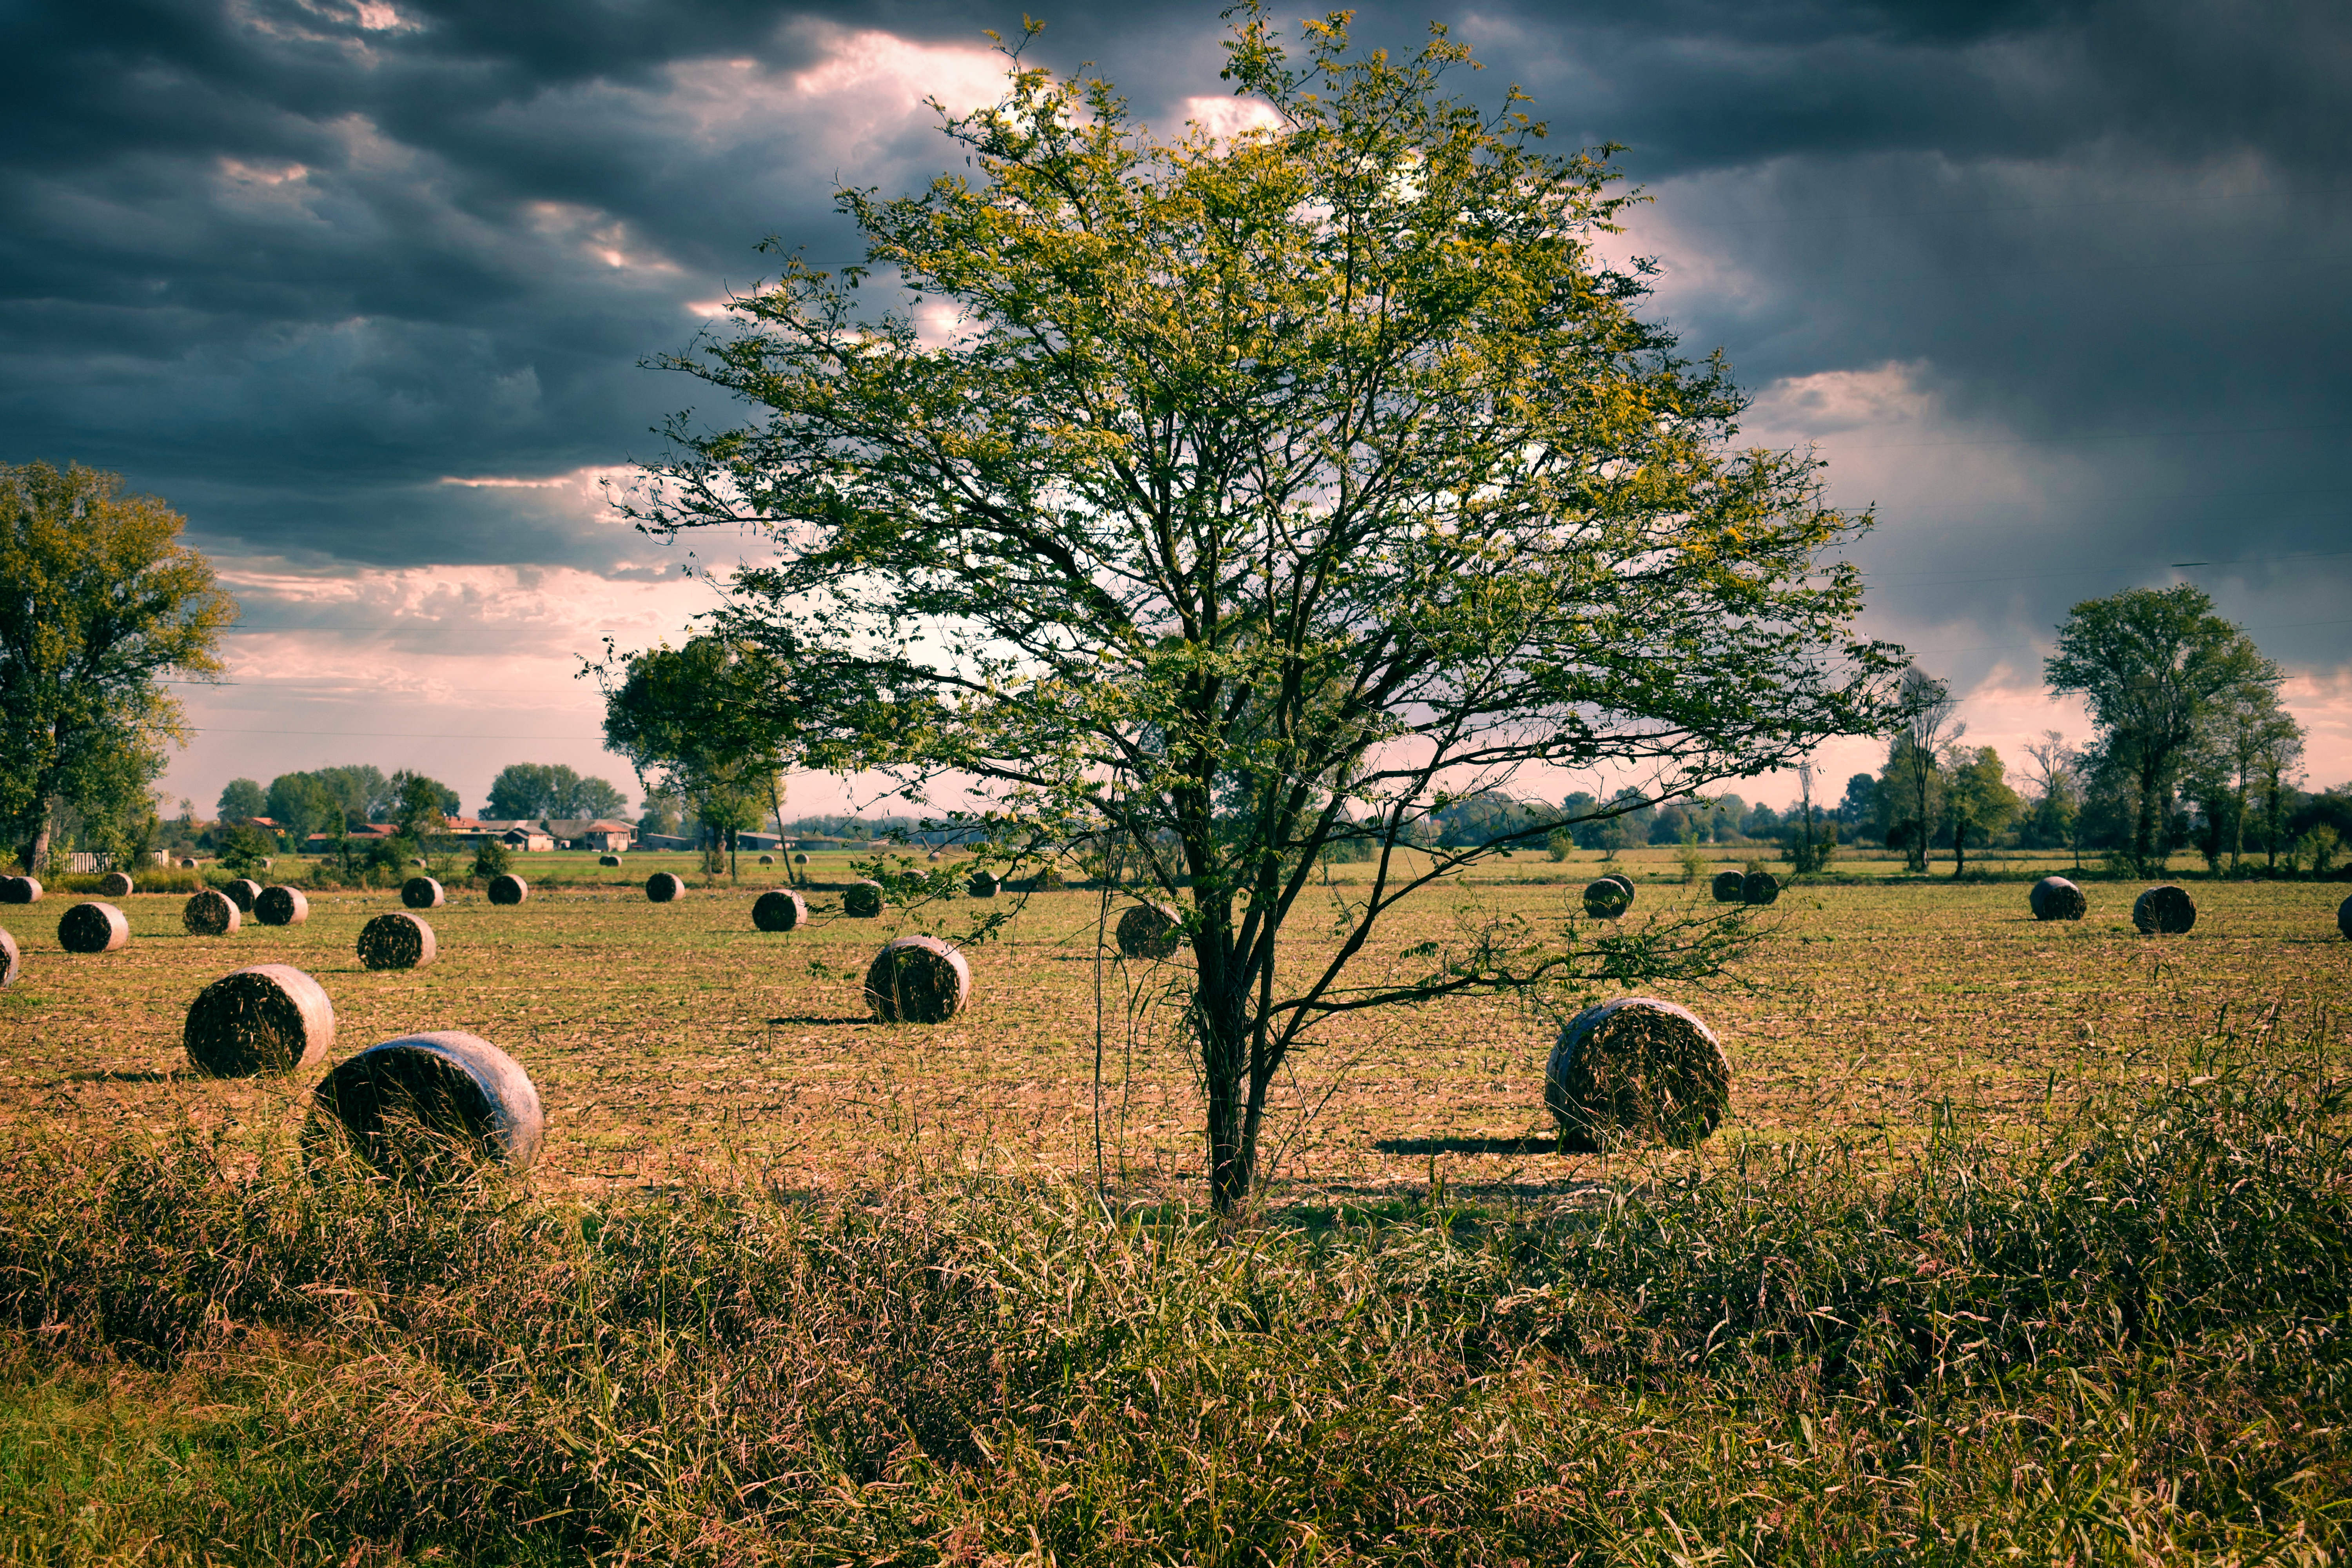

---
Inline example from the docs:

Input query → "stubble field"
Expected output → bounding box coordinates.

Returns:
[5,849,2345,1200]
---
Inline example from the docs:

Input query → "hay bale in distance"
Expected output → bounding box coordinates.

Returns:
[1741,871,1780,906]
[309,1030,544,1179]
[0,875,42,904]
[757,853,774,866]
[357,911,436,971]
[409,857,426,869]
[1606,873,1636,900]
[0,927,18,987]
[599,854,622,867]
[178,858,197,869]
[400,876,445,910]
[863,935,971,1024]
[2132,884,2196,935]
[2029,876,2087,922]
[223,878,262,912]
[1545,996,1731,1149]
[842,880,885,918]
[58,902,130,953]
[97,871,134,898]
[1710,870,1744,903]
[184,964,335,1078]
[753,889,808,932]
[486,873,528,906]
[255,885,310,926]
[183,888,241,936]
[1116,902,1182,959]
[644,872,684,903]
[1581,878,1632,920]
[967,871,999,899]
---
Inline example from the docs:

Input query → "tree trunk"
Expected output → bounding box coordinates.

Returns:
[1201,987,1255,1212]
[2135,766,2164,876]
[18,796,55,874]
[1951,820,1967,878]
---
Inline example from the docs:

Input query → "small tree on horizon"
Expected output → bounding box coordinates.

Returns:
[618,11,1901,1209]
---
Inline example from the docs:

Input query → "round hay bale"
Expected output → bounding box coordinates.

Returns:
[1,875,42,904]
[184,964,335,1078]
[0,927,19,987]
[967,871,999,899]
[1581,878,1632,920]
[1741,871,1781,906]
[598,854,621,867]
[1606,873,1636,900]
[309,1030,544,1179]
[842,880,885,918]
[178,858,197,869]
[356,911,436,971]
[2132,884,2196,935]
[486,873,528,906]
[793,853,808,866]
[2029,876,2087,922]
[183,888,241,936]
[97,870,134,898]
[2337,893,2352,941]
[758,853,774,866]
[644,872,684,903]
[223,878,262,912]
[409,857,426,869]
[58,902,130,953]
[255,885,310,926]
[400,876,444,910]
[1115,902,1182,960]
[1545,996,1731,1149]
[1710,870,1745,903]
[753,889,808,932]
[863,935,971,1024]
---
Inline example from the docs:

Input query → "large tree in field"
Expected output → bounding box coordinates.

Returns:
[603,637,791,881]
[622,11,1900,1209]
[0,461,234,871]
[2045,585,2278,875]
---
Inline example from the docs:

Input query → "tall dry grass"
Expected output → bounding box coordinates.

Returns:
[1,1024,2346,1564]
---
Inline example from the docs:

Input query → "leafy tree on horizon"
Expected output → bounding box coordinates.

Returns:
[216,777,266,824]
[1940,744,2020,878]
[619,12,1900,1208]
[0,461,234,871]
[1881,668,1960,874]
[603,637,791,883]
[485,762,631,822]
[2046,585,2279,876]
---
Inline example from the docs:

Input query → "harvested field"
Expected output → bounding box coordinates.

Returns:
[0,862,2344,1200]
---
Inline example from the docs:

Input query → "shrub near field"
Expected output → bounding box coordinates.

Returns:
[0,1046,2346,1563]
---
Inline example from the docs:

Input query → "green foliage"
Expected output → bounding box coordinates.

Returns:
[0,461,234,871]
[387,769,456,840]
[2047,585,2282,875]
[485,762,629,821]
[1546,826,1573,862]
[625,13,1898,1205]
[215,777,265,822]
[603,637,790,880]
[1,1055,2345,1562]
[213,822,276,873]
[362,834,416,878]
[471,838,512,879]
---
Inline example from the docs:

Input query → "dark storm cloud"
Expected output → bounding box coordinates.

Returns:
[2,0,2347,681]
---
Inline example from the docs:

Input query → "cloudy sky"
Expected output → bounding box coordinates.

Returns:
[5,0,2346,820]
